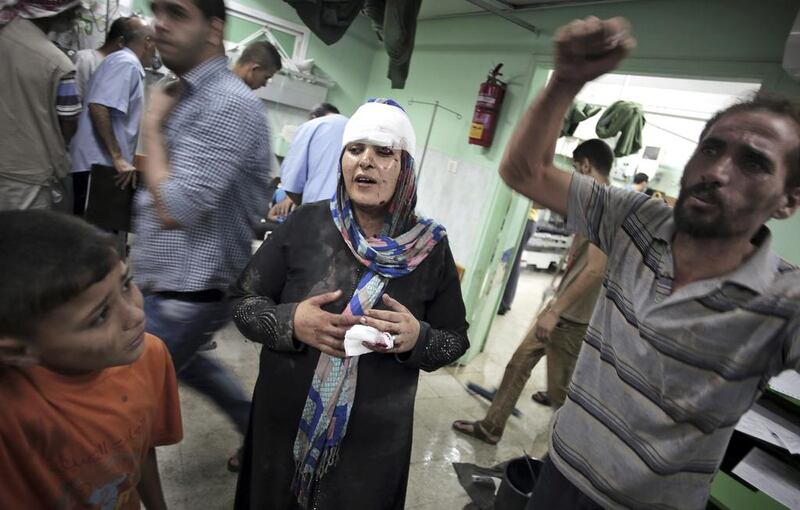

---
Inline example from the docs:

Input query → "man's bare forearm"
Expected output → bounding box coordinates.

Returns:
[505,78,581,180]
[143,119,179,228]
[89,103,123,160]
[550,251,607,317]
[499,17,634,215]
[498,78,582,215]
[60,117,77,145]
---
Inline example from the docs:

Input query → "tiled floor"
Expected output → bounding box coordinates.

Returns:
[159,270,556,509]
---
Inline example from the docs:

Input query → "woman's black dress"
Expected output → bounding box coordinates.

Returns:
[231,201,470,510]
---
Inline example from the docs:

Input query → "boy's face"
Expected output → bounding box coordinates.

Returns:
[33,262,147,374]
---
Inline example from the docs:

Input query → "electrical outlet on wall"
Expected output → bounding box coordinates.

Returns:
[447,159,458,174]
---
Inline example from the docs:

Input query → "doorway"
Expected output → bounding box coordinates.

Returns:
[466,67,761,364]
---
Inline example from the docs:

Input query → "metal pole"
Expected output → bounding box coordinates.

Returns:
[408,99,462,181]
[417,101,438,181]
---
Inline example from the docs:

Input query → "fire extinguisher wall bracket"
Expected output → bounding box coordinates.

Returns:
[469,64,507,148]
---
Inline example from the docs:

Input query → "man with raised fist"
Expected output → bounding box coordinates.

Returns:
[500,16,800,510]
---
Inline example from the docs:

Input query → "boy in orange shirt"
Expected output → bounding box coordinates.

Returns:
[0,210,183,509]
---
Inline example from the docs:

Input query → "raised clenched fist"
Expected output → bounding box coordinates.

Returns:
[553,16,636,87]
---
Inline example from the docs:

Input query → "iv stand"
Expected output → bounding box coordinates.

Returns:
[408,99,462,181]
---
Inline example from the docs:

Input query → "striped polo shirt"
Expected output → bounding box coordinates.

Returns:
[550,173,800,510]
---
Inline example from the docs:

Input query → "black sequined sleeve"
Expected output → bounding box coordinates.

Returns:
[398,240,469,372]
[399,322,469,372]
[230,225,303,353]
[232,295,301,352]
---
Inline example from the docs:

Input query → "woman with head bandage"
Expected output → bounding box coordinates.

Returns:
[231,99,469,509]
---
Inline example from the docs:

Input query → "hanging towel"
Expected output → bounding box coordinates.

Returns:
[285,0,422,89]
[364,0,422,89]
[595,100,646,157]
[560,101,602,137]
[284,0,364,45]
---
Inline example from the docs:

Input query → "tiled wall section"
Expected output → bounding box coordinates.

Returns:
[415,148,496,272]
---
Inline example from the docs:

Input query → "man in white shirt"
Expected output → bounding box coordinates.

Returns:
[231,40,281,90]
[70,16,155,215]
[73,16,130,102]
[269,103,348,219]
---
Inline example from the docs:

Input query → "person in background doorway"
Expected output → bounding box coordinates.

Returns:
[269,102,348,219]
[232,40,282,90]
[0,210,182,509]
[0,0,82,211]
[500,17,800,510]
[72,16,130,102]
[70,16,155,216]
[497,208,537,315]
[133,0,272,473]
[630,171,652,195]
[453,139,610,443]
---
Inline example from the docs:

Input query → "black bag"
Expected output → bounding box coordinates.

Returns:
[453,456,542,510]
[84,164,139,232]
[494,456,541,510]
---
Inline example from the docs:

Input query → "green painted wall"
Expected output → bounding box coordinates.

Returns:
[766,72,800,264]
[364,49,536,168]
[132,0,800,354]
[368,0,800,169]
[360,0,800,357]
[132,0,380,116]
[224,15,295,55]
[363,48,539,361]
[231,0,380,116]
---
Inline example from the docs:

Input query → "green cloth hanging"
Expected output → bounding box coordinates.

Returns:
[560,101,602,137]
[595,101,646,157]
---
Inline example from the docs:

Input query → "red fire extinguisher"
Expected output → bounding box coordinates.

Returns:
[469,63,507,147]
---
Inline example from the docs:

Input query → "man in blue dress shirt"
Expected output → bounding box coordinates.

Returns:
[70,16,154,215]
[270,103,348,218]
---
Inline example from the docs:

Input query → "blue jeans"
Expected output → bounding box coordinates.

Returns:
[144,295,251,435]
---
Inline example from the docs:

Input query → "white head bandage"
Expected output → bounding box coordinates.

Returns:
[341,102,417,160]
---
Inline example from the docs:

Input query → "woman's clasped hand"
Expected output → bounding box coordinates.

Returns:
[359,293,421,354]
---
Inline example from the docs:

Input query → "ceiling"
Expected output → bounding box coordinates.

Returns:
[417,0,483,20]
[417,0,638,21]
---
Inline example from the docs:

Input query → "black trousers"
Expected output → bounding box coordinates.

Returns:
[500,219,537,311]
[526,456,603,510]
